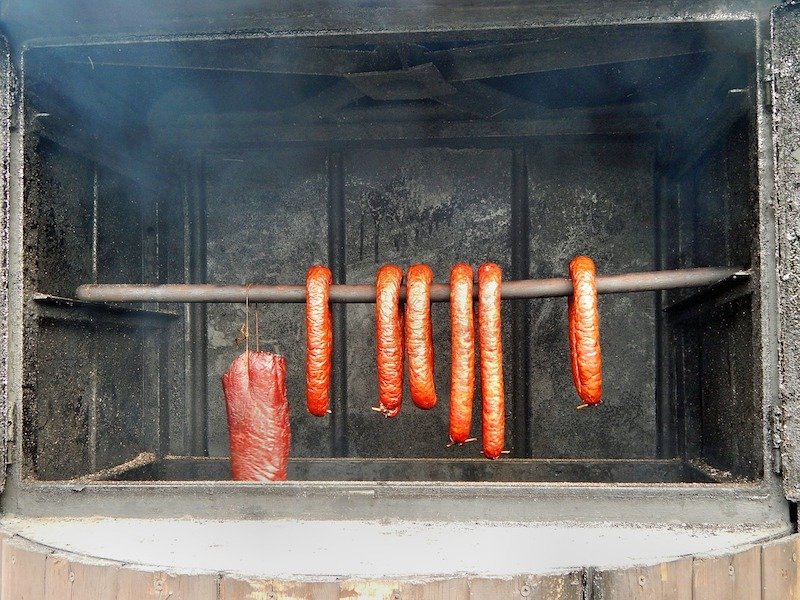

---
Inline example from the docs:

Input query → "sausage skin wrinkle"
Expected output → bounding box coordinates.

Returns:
[478,262,505,459]
[376,265,404,417]
[449,263,475,444]
[568,256,603,406]
[406,264,437,410]
[222,351,290,481]
[306,265,333,417]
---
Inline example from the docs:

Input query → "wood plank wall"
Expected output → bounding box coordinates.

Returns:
[0,531,796,599]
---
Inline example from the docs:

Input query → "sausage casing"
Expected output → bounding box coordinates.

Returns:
[568,256,603,406]
[478,262,505,459]
[222,351,290,481]
[376,265,404,417]
[406,263,437,410]
[306,265,333,417]
[449,263,475,444]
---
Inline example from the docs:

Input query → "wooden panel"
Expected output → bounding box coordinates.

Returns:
[45,555,119,600]
[337,580,402,600]
[470,573,583,600]
[44,554,71,598]
[1,537,47,600]
[175,573,220,599]
[400,578,469,599]
[217,573,588,599]
[221,576,339,600]
[117,569,218,600]
[693,546,761,600]
[593,558,692,600]
[762,534,800,600]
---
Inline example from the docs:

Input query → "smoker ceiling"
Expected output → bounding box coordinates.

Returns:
[21,20,753,189]
[25,22,750,122]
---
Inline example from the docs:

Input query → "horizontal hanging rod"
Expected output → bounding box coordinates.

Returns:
[74,267,748,304]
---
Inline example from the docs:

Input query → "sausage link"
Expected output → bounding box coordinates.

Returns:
[449,263,475,444]
[568,256,603,406]
[478,262,505,459]
[376,265,404,417]
[305,265,333,417]
[405,264,437,410]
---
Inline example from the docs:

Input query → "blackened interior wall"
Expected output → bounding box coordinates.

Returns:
[22,131,759,476]
[663,116,761,479]
[24,138,181,479]
[203,139,657,459]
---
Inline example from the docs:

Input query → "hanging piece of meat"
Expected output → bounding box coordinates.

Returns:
[568,255,603,407]
[405,263,438,410]
[449,263,475,444]
[222,351,290,481]
[478,262,505,459]
[306,265,333,417]
[375,264,405,417]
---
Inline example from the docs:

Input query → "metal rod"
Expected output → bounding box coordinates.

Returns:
[75,266,748,304]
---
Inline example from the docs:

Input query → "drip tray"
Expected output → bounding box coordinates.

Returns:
[88,456,731,483]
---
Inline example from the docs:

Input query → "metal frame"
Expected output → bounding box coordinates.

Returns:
[0,1,789,527]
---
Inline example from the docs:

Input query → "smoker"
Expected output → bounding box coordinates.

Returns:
[0,0,798,595]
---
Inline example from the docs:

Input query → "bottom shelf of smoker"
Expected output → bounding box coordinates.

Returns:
[103,456,734,483]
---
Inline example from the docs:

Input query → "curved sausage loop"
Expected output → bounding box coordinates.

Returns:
[406,264,438,410]
[449,263,475,444]
[568,256,603,407]
[305,265,333,417]
[478,263,505,459]
[375,265,404,417]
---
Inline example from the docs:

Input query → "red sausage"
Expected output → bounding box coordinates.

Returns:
[449,263,475,444]
[222,351,290,481]
[568,256,603,406]
[376,265,404,417]
[478,263,505,459]
[306,265,333,417]
[406,264,437,410]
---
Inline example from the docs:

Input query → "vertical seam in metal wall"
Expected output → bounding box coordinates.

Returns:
[88,166,99,471]
[653,170,672,459]
[510,146,531,457]
[188,154,209,457]
[328,151,348,457]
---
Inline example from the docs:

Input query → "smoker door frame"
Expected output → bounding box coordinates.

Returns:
[772,3,800,501]
[0,36,11,495]
[0,4,790,526]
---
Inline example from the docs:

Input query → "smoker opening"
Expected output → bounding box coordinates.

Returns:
[21,20,761,485]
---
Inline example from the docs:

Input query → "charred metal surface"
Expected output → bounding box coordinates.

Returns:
[34,320,92,479]
[696,297,760,478]
[773,4,800,500]
[526,140,656,459]
[510,147,531,457]
[186,156,208,457]
[22,132,171,479]
[661,106,761,478]
[203,150,330,458]
[344,146,513,458]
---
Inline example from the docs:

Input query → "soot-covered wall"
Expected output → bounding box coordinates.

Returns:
[203,139,656,460]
